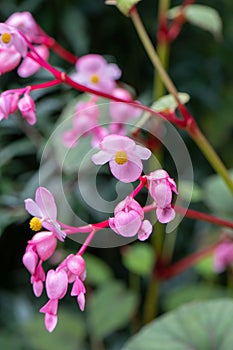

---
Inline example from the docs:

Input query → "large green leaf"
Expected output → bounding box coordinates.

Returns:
[122,299,233,350]
[116,0,142,16]
[122,243,155,276]
[88,280,138,339]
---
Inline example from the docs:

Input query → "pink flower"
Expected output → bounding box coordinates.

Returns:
[213,241,233,273]
[25,187,66,241]
[92,134,151,183]
[147,169,178,223]
[73,54,121,93]
[109,197,152,241]
[17,45,49,77]
[0,47,21,74]
[0,23,27,57]
[5,12,43,43]
[63,100,101,148]
[18,93,36,125]
[0,92,19,120]
[40,299,58,333]
[109,88,141,123]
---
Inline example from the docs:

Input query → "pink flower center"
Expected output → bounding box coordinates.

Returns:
[90,74,100,84]
[1,32,12,44]
[115,150,128,165]
[30,217,42,231]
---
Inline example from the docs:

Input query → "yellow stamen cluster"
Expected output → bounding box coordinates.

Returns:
[90,74,100,84]
[115,150,128,165]
[29,217,42,231]
[1,32,12,44]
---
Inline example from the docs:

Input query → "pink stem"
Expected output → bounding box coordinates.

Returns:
[78,229,97,256]
[42,35,78,64]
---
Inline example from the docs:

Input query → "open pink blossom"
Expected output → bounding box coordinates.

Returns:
[109,197,152,241]
[0,23,27,57]
[213,241,233,273]
[72,54,121,93]
[18,45,49,77]
[147,169,178,223]
[92,134,151,183]
[25,187,66,241]
[18,93,37,125]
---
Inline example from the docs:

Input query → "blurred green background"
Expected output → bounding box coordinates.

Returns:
[0,0,233,349]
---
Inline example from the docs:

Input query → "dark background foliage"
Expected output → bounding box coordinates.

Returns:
[0,1,233,349]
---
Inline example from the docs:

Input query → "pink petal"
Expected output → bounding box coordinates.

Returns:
[109,160,142,183]
[44,313,58,333]
[40,299,58,315]
[33,280,43,297]
[156,206,175,223]
[106,63,121,80]
[24,198,42,217]
[114,211,142,237]
[135,145,151,160]
[63,129,79,148]
[23,250,38,274]
[138,220,152,241]
[75,54,106,73]
[78,292,85,311]
[67,255,86,276]
[100,134,135,152]
[32,231,57,261]
[0,47,21,74]
[92,150,113,165]
[46,269,68,300]
[150,182,172,208]
[18,45,49,77]
[35,187,57,221]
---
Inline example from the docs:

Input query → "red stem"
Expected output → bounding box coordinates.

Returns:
[42,35,78,65]
[157,241,219,279]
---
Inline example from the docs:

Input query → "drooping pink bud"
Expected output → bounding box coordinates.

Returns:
[22,250,38,274]
[46,269,68,300]
[31,231,57,261]
[18,93,36,125]
[32,280,43,297]
[66,254,86,277]
[44,313,58,333]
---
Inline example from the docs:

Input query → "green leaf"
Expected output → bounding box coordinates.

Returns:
[177,180,202,202]
[116,0,142,16]
[195,255,216,279]
[88,280,138,339]
[122,243,155,276]
[163,283,227,312]
[151,92,190,112]
[122,299,233,350]
[168,5,222,39]
[203,170,233,218]
[85,253,113,285]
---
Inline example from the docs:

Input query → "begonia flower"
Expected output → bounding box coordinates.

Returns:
[0,23,27,57]
[72,54,121,93]
[25,187,66,241]
[213,241,233,273]
[5,11,43,43]
[147,169,178,223]
[92,134,151,183]
[109,197,152,241]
